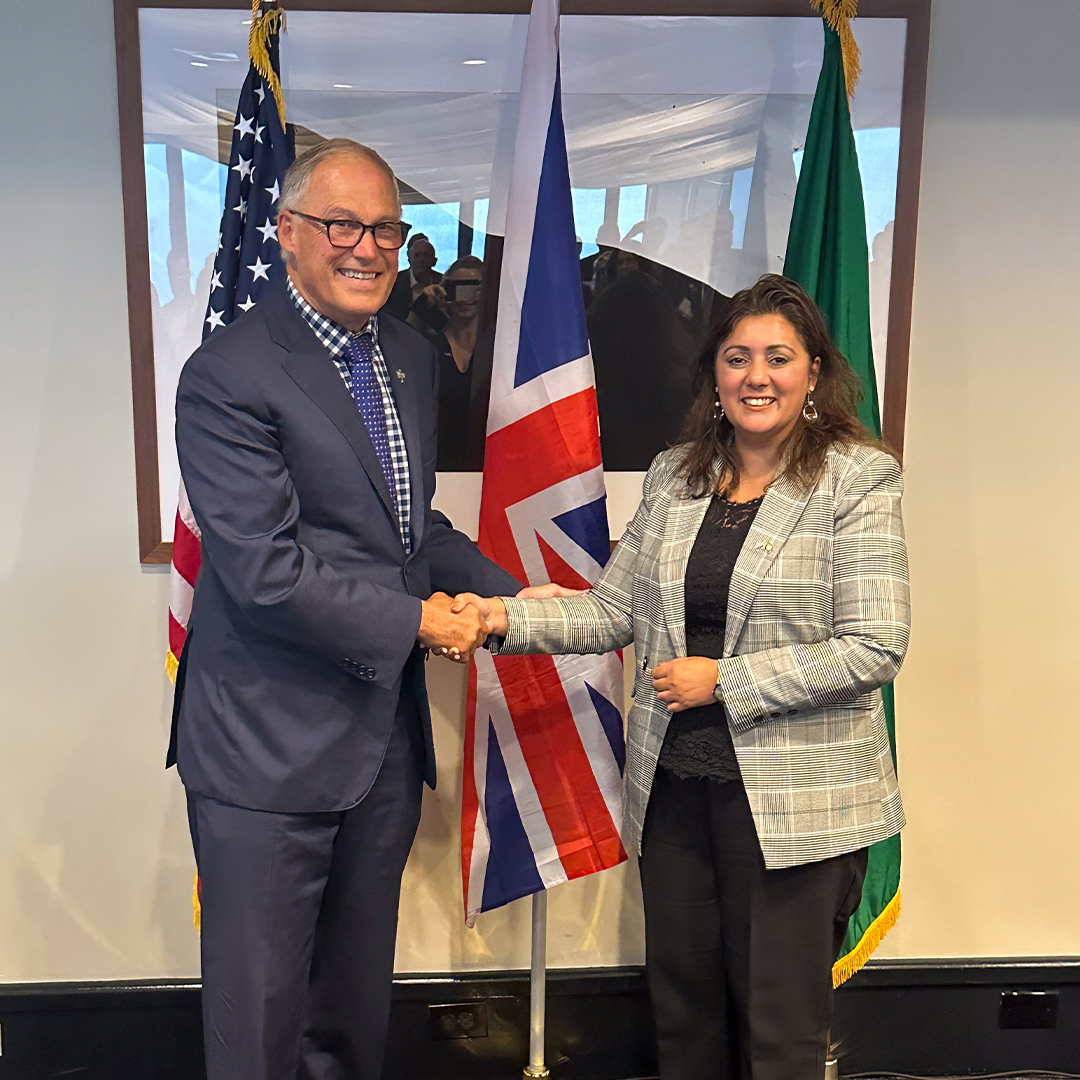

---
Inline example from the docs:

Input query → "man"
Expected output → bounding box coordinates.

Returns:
[383,231,441,324]
[174,138,522,1080]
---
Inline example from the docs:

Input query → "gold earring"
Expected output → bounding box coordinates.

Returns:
[803,387,819,424]
[714,390,724,422]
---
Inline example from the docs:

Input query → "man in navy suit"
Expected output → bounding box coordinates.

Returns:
[174,138,521,1080]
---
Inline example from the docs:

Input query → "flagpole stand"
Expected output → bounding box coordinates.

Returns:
[523,890,549,1079]
[825,1032,839,1080]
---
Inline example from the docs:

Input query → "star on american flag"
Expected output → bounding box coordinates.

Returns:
[200,27,293,344]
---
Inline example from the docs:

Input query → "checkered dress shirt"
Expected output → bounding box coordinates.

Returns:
[287,278,412,553]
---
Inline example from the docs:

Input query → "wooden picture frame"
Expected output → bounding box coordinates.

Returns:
[114,0,931,563]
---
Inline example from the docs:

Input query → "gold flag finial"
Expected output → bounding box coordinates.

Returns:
[811,0,861,96]
[249,0,287,125]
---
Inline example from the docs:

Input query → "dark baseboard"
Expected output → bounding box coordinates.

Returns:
[1,960,1079,1080]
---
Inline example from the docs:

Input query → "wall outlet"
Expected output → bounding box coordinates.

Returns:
[428,1001,489,1040]
[999,991,1058,1029]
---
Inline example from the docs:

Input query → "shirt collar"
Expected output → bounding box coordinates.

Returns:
[286,276,379,358]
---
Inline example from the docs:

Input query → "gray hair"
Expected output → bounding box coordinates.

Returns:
[279,138,400,214]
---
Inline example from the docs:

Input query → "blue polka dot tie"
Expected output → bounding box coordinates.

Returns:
[345,330,394,488]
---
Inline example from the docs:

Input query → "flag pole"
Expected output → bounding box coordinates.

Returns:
[524,890,549,1079]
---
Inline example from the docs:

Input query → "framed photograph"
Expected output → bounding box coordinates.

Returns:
[115,0,930,562]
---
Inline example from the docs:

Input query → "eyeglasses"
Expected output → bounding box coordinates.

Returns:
[288,211,412,250]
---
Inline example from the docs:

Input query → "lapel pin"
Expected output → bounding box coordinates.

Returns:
[395,369,406,382]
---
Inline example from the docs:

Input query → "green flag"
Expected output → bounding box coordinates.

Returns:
[783,18,901,987]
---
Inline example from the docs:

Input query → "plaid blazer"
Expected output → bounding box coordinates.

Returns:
[500,441,908,868]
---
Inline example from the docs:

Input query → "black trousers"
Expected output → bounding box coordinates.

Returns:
[186,708,425,1080]
[639,769,868,1080]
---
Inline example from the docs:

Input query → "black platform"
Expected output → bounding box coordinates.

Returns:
[1,959,1079,1079]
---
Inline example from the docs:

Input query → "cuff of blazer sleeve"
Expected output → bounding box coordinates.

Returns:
[496,597,531,654]
[715,655,770,735]
[349,593,424,691]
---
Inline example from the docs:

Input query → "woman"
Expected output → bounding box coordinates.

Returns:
[417,255,485,470]
[456,274,908,1080]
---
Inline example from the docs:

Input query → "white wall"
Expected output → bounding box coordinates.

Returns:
[878,0,1080,958]
[1,0,1079,982]
[0,1,196,980]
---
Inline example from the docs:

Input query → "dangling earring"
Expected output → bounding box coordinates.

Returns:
[803,386,819,424]
[714,389,724,423]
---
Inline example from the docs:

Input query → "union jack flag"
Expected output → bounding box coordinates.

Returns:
[167,6,293,682]
[462,0,626,925]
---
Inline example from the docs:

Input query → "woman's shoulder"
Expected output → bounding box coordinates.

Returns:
[823,439,902,493]
[643,446,690,491]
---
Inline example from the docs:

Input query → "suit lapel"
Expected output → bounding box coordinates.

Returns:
[659,489,713,658]
[268,291,400,532]
[380,323,427,551]
[723,471,814,656]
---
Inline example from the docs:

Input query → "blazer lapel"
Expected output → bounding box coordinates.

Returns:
[382,331,427,551]
[269,295,400,533]
[658,489,713,658]
[724,471,814,657]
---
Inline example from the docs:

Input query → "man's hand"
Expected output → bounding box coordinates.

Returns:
[418,592,489,663]
[652,657,720,713]
[450,593,507,638]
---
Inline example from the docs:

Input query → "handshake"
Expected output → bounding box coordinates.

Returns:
[416,583,585,663]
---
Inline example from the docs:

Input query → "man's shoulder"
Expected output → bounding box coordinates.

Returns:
[179,293,289,387]
[377,310,438,364]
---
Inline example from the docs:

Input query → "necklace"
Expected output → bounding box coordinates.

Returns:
[714,492,764,530]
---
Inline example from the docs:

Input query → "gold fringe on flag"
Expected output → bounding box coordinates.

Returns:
[832,889,900,987]
[249,0,287,126]
[811,0,862,96]
[166,649,180,685]
[193,872,202,932]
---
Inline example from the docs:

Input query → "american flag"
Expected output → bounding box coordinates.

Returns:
[462,0,626,925]
[167,7,294,681]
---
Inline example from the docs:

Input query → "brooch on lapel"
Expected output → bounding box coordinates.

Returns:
[395,369,406,383]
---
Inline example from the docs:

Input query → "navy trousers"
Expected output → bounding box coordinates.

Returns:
[186,708,425,1080]
[639,768,868,1080]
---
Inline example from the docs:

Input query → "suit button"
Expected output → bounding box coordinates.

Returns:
[787,709,798,715]
[364,669,376,680]
[770,711,781,718]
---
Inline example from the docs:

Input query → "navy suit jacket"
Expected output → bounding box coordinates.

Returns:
[173,282,520,813]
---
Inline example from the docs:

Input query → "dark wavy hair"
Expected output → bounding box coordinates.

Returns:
[677,274,885,497]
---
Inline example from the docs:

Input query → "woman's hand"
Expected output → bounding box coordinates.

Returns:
[516,583,587,600]
[419,283,449,316]
[652,657,719,713]
[450,593,508,637]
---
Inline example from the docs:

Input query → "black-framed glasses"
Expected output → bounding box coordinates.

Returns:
[288,211,412,250]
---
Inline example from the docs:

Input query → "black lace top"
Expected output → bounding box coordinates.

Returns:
[657,493,764,783]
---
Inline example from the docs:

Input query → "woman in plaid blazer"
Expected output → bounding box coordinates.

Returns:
[460,275,908,1080]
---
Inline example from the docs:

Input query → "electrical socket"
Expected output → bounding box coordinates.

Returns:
[999,990,1058,1029]
[428,1001,489,1040]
